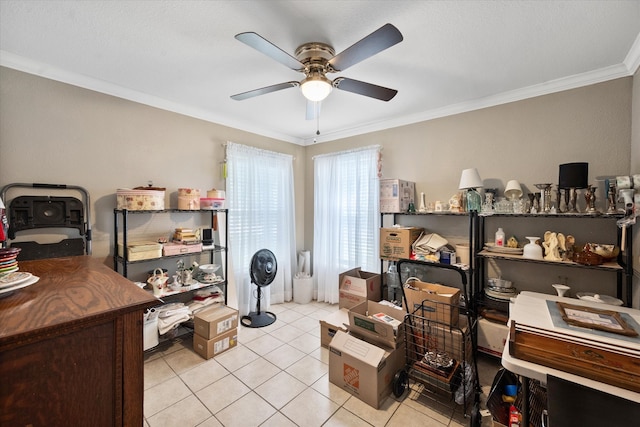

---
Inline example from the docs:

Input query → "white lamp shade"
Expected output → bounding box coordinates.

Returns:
[0,197,4,210]
[458,168,483,190]
[504,180,523,199]
[300,76,332,102]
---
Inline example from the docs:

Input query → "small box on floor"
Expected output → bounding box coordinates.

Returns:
[477,318,509,357]
[328,330,405,409]
[348,300,405,349]
[319,308,350,348]
[193,304,239,339]
[193,328,237,359]
[338,268,381,309]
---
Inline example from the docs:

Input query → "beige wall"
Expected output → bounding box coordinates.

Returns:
[1,67,637,302]
[0,67,306,271]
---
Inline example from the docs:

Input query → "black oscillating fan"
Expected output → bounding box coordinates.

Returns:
[241,249,277,328]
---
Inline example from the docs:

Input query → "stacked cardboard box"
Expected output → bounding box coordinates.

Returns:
[193,304,239,359]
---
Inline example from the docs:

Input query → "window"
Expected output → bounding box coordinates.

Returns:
[313,146,380,303]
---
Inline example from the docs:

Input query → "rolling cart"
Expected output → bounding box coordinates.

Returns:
[0,183,91,259]
[392,259,481,426]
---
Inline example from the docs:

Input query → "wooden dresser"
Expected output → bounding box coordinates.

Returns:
[0,256,157,426]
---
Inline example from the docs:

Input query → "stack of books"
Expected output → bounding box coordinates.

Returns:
[173,228,199,244]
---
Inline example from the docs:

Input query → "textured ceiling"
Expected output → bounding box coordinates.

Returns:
[1,1,639,145]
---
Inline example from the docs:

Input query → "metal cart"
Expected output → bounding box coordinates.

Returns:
[0,183,91,259]
[393,259,480,426]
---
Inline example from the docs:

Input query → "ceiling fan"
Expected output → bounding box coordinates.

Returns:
[230,23,403,116]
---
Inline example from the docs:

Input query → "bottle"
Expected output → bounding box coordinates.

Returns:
[495,227,505,247]
[508,404,521,427]
[386,261,400,303]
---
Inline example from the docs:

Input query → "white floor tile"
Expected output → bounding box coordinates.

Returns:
[233,357,281,389]
[213,344,260,372]
[143,301,501,426]
[144,357,177,390]
[144,376,193,418]
[147,395,211,427]
[243,333,285,356]
[196,374,251,414]
[280,387,340,427]
[262,343,306,369]
[179,358,229,392]
[214,392,276,427]
[254,371,308,409]
[285,354,328,386]
[163,347,207,374]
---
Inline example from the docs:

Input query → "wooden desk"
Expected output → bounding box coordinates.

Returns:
[0,256,157,426]
[503,291,640,426]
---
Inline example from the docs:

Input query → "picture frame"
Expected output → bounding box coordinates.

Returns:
[556,302,638,337]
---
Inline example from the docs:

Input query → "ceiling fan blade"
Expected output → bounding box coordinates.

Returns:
[334,77,397,101]
[306,100,321,120]
[235,32,305,71]
[328,23,403,72]
[231,81,299,100]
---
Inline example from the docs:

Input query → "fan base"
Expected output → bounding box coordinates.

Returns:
[241,311,277,328]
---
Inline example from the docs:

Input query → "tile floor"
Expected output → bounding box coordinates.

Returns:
[143,301,500,427]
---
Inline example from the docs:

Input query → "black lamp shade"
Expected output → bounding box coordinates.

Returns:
[558,162,588,189]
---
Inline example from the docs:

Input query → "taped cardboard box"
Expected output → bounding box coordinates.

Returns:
[348,300,405,349]
[338,268,381,309]
[328,330,405,409]
[402,281,461,326]
[319,308,350,348]
[193,328,237,359]
[194,304,239,339]
[380,227,423,260]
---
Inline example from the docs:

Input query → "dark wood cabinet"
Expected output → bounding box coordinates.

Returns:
[0,256,157,426]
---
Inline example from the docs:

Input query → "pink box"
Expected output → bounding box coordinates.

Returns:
[162,242,203,256]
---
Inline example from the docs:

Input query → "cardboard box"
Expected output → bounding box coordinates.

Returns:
[348,300,405,349]
[193,328,237,359]
[380,179,415,213]
[477,318,509,357]
[194,304,239,339]
[406,315,471,362]
[402,281,461,326]
[380,227,423,260]
[338,268,381,309]
[319,308,350,348]
[328,331,405,409]
[117,241,162,261]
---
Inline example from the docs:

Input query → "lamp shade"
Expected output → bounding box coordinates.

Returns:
[300,75,332,102]
[459,168,483,190]
[504,180,523,199]
[558,162,588,189]
[0,197,4,210]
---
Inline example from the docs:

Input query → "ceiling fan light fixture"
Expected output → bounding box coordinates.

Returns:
[300,75,332,102]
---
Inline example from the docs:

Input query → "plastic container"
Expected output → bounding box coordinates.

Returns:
[495,228,505,247]
[293,276,313,304]
[386,261,400,302]
[200,198,225,209]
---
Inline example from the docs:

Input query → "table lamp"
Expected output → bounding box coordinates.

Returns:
[459,168,483,212]
[558,162,588,213]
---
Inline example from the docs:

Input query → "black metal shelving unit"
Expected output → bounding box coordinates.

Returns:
[473,212,634,309]
[113,208,228,304]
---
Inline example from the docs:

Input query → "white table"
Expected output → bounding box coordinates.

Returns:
[502,291,640,425]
